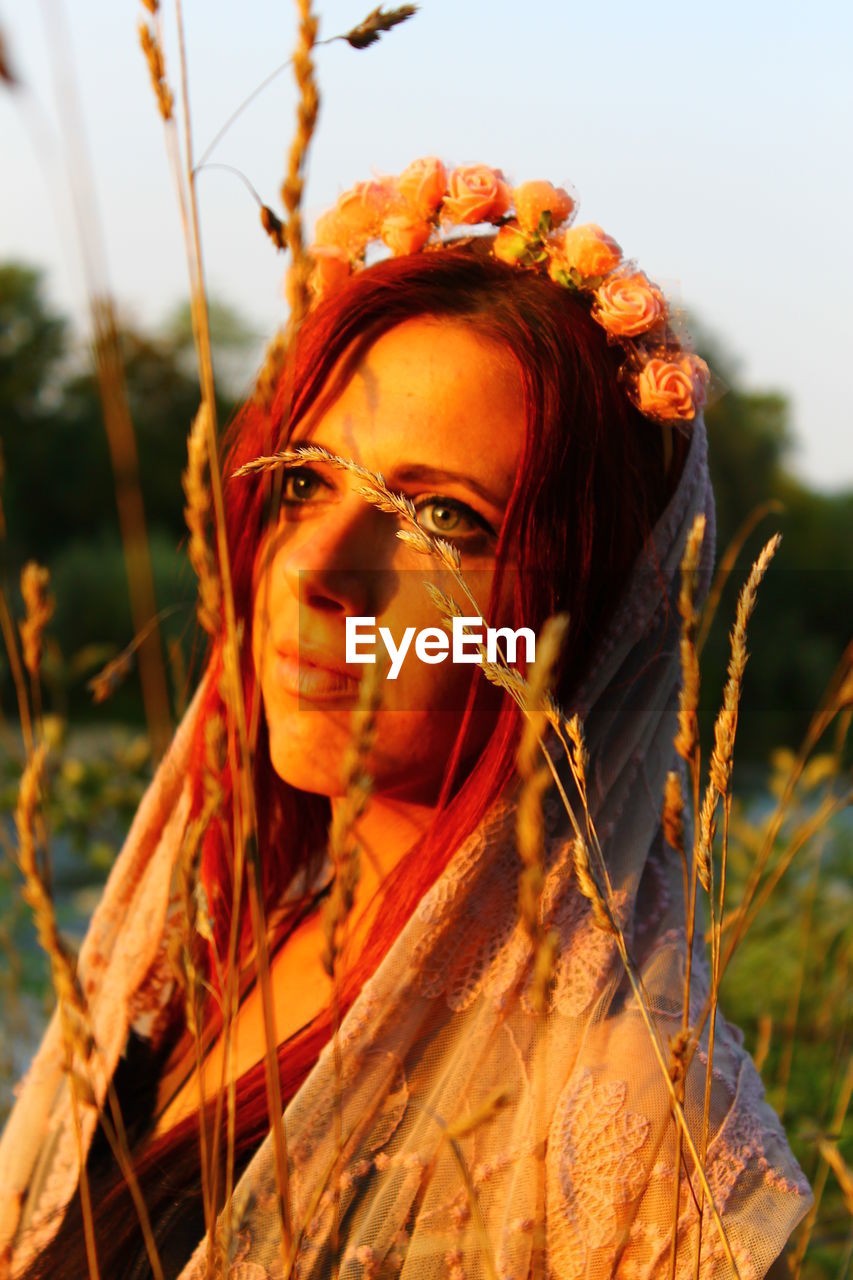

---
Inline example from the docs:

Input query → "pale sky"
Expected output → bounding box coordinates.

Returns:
[2,0,852,490]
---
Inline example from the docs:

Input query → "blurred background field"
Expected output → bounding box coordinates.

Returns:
[1,1,851,1271]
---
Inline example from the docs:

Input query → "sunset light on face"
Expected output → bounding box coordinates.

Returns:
[251,315,524,806]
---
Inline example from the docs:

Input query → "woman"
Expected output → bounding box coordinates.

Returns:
[0,160,811,1278]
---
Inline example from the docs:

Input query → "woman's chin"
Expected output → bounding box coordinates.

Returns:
[268,740,346,796]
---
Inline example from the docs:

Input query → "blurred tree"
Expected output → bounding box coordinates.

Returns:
[0,264,67,412]
[696,325,852,761]
[0,264,250,721]
[161,298,262,400]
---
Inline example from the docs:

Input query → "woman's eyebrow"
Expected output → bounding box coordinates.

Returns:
[389,463,506,508]
[296,440,506,509]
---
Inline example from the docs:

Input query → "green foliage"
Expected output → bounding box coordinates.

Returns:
[695,329,852,761]
[0,262,253,722]
[719,764,853,1270]
[0,264,67,414]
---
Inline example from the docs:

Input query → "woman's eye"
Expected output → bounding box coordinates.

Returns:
[414,496,493,541]
[281,466,328,504]
[276,470,493,543]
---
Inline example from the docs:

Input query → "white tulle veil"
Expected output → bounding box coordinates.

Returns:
[0,415,812,1280]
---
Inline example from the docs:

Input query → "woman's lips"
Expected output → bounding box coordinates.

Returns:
[271,648,360,700]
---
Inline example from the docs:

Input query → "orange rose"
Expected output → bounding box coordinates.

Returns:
[380,210,433,256]
[636,355,710,422]
[561,223,622,278]
[546,252,572,285]
[493,223,529,264]
[313,179,397,255]
[440,164,512,225]
[513,180,574,234]
[593,272,666,337]
[396,156,447,219]
[307,245,351,300]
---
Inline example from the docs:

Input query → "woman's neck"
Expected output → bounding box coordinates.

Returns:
[337,791,439,902]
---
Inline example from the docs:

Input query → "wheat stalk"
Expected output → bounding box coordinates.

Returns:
[667,514,708,1279]
[137,19,173,120]
[320,661,383,1276]
[19,562,54,681]
[183,403,222,638]
[691,535,782,1277]
[514,615,569,1015]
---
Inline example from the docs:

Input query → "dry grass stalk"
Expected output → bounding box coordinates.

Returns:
[19,562,54,679]
[321,660,382,978]
[728,788,849,951]
[85,311,173,761]
[816,1138,853,1218]
[668,514,709,1279]
[667,1027,693,1085]
[86,606,184,705]
[153,39,288,1251]
[753,1014,772,1074]
[514,616,569,1013]
[571,835,614,935]
[138,21,173,121]
[10,562,165,1273]
[260,204,286,251]
[87,649,134,705]
[516,615,569,779]
[183,402,223,637]
[698,533,782,861]
[792,1052,853,1273]
[0,583,35,757]
[342,5,419,49]
[15,744,99,1277]
[697,522,779,990]
[322,661,382,1274]
[14,0,172,762]
[717,639,853,969]
[279,0,320,328]
[674,513,706,764]
[444,1087,512,1142]
[663,769,685,857]
[253,332,288,412]
[690,534,810,1278]
[252,0,321,412]
[148,5,287,1255]
[192,5,419,178]
[775,844,824,1118]
[168,711,225,1236]
[696,499,784,655]
[16,746,87,1045]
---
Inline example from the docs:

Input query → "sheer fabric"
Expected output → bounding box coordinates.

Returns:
[0,418,812,1278]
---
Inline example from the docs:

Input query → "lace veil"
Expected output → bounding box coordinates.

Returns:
[0,416,812,1279]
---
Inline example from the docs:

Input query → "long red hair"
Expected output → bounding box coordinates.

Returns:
[22,238,687,1277]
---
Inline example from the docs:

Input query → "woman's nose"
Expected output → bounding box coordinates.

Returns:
[281,495,392,617]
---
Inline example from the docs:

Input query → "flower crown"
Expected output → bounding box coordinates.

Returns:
[307,157,710,426]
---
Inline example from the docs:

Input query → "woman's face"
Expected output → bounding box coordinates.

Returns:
[251,316,526,806]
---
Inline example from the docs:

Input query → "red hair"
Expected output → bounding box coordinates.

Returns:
[23,239,687,1277]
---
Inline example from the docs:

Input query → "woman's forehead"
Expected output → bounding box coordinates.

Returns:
[291,317,525,500]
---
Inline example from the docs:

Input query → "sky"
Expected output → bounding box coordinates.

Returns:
[2,0,852,491]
